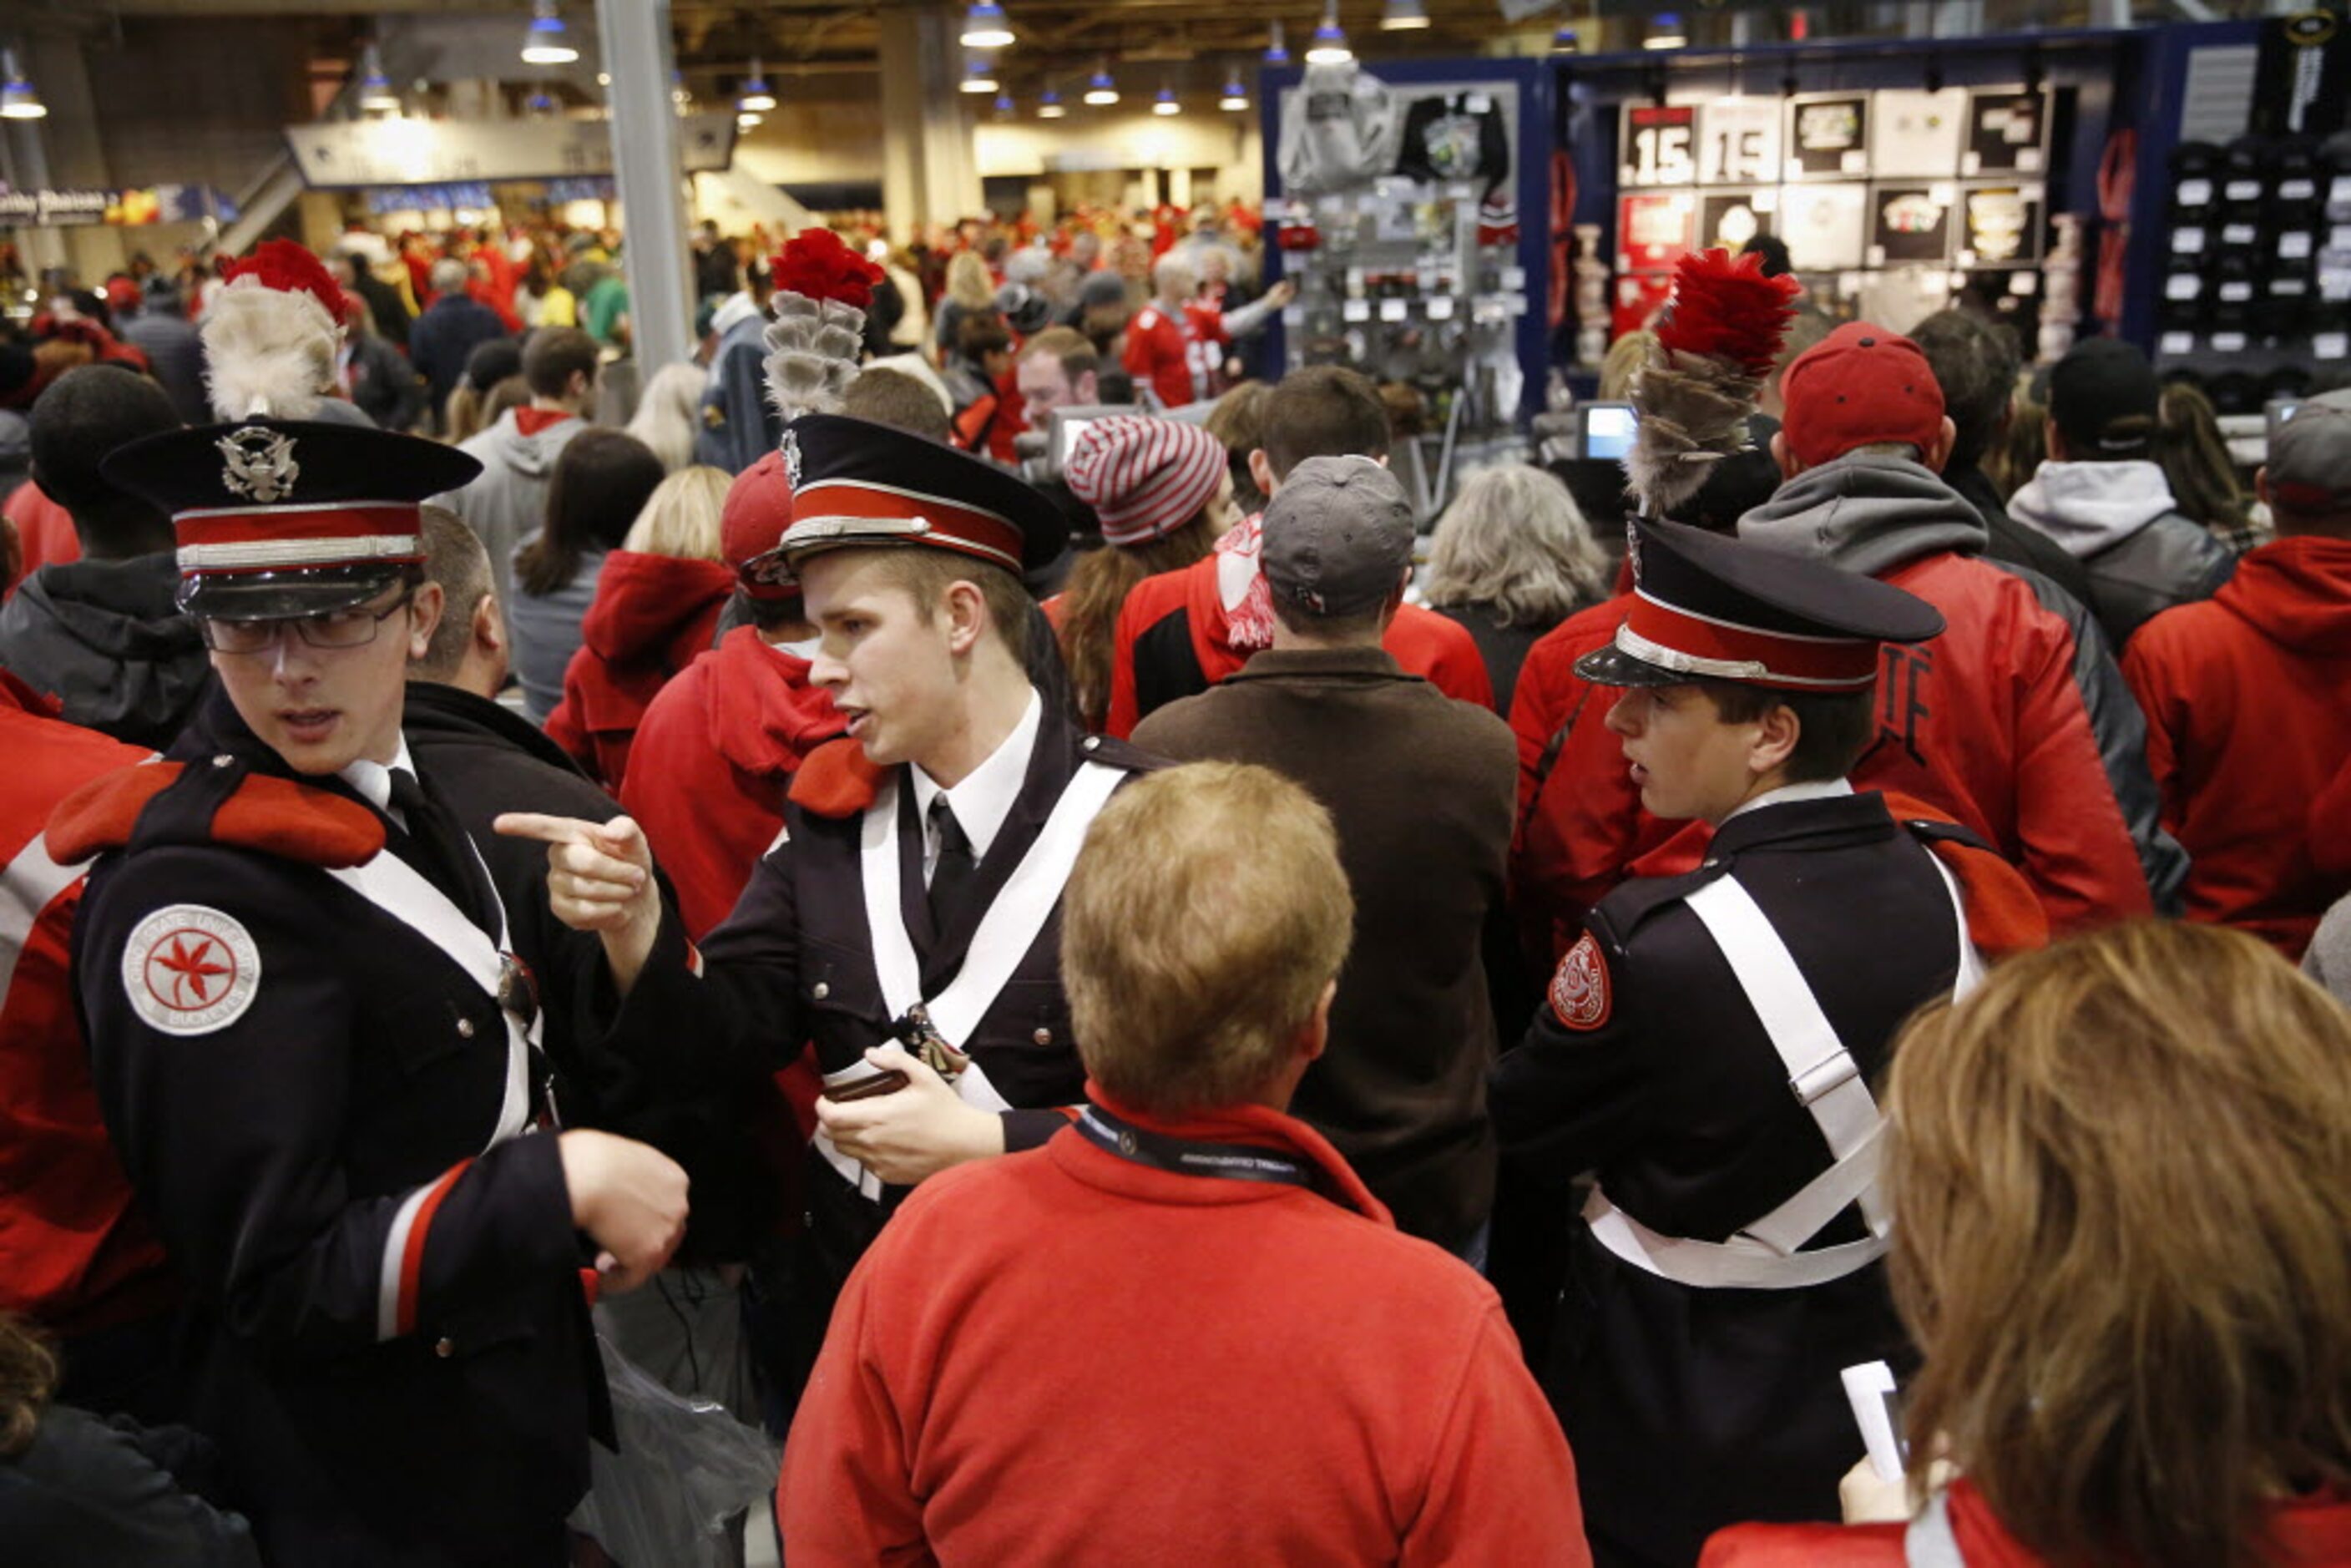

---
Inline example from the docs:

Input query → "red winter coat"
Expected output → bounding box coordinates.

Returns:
[0,672,174,1335]
[1702,1480,2351,1567]
[779,1088,1590,1566]
[620,627,843,943]
[1105,552,1494,739]
[1512,551,2165,955]
[2122,534,2351,960]
[4,478,79,594]
[543,551,736,790]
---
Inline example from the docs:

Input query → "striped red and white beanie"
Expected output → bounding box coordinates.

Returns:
[1064,414,1228,548]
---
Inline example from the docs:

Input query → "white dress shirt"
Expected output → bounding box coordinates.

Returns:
[908,689,1042,886]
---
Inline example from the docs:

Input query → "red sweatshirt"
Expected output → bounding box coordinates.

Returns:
[0,673,174,1334]
[544,551,736,790]
[2123,534,2351,959]
[780,1088,1590,1566]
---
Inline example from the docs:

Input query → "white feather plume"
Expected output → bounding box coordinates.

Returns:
[761,293,867,426]
[200,277,341,421]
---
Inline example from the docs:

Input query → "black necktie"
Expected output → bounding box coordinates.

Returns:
[387,767,498,937]
[928,796,978,933]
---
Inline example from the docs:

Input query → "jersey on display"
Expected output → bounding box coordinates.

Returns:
[1700,100,1782,185]
[1868,184,1955,266]
[1781,183,1868,272]
[1870,89,1969,177]
[1621,104,1698,189]
[1397,92,1512,196]
[1787,94,1870,178]
[1964,89,2049,175]
[1618,192,1695,271]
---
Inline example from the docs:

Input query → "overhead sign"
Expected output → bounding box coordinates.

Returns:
[0,184,239,229]
[284,113,736,190]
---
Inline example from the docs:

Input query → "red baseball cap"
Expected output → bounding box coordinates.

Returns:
[722,449,798,601]
[1778,322,1947,469]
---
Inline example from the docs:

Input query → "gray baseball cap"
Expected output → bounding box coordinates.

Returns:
[1261,455,1414,619]
[2268,402,2351,513]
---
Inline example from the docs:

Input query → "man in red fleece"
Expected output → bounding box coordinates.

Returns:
[779,761,1589,1565]
[623,453,845,941]
[2123,404,2351,959]
[1105,367,1490,737]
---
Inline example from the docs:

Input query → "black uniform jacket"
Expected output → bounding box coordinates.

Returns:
[596,695,1152,1282]
[66,688,601,1567]
[1490,789,1964,1568]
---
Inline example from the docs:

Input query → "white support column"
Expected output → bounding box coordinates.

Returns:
[878,4,979,243]
[594,0,694,373]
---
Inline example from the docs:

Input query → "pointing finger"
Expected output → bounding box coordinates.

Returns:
[494,812,603,847]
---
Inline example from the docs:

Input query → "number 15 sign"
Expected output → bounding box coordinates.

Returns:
[1620,100,1784,189]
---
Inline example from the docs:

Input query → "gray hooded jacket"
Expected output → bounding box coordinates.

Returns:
[433,409,587,612]
[1738,452,2187,917]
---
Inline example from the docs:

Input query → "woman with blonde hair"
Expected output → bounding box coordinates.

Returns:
[1598,330,1656,402]
[1053,415,1240,731]
[544,463,737,787]
[1422,465,1611,712]
[932,249,998,357]
[1705,920,2351,1568]
[624,359,710,473]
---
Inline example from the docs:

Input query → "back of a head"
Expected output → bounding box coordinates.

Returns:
[1885,921,2351,1568]
[1262,367,1389,481]
[2048,337,2161,462]
[953,309,1012,364]
[1062,762,1354,1115]
[2262,403,2351,533]
[1423,463,1610,627]
[551,429,665,550]
[1598,331,1656,403]
[29,363,179,555]
[2156,378,2252,533]
[842,367,953,443]
[416,504,496,683]
[1909,309,2020,470]
[1150,251,1198,300]
[944,250,994,311]
[624,360,710,471]
[428,256,470,298]
[622,464,731,560]
[1778,323,1947,470]
[1740,232,1793,279]
[523,326,599,401]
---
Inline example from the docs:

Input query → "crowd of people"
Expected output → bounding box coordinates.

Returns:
[0,203,2346,1568]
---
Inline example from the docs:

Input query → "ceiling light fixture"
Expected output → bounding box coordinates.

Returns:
[1306,4,1352,65]
[1083,65,1119,106]
[1264,22,1290,66]
[358,43,400,113]
[1381,0,1432,32]
[961,58,999,94]
[1645,11,1688,49]
[738,57,776,112]
[520,0,579,66]
[1220,78,1249,111]
[527,89,559,118]
[1038,84,1066,119]
[960,2,1015,49]
[1152,85,1181,116]
[737,109,763,128]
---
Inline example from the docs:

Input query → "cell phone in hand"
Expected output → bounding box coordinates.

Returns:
[1842,1360,1908,1483]
[824,1068,911,1103]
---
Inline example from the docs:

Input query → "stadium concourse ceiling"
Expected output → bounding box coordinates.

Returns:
[40,0,1572,99]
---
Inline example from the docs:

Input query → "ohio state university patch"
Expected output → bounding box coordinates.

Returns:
[120,904,261,1036]
[1549,932,1613,1031]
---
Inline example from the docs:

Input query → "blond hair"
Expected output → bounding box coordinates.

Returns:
[1062,763,1354,1114]
[624,360,710,473]
[1885,922,2351,1568]
[1598,330,1655,402]
[621,465,729,561]
[943,250,995,312]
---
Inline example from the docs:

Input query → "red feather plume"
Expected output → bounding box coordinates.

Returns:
[225,239,346,326]
[1652,247,1802,380]
[772,227,885,311]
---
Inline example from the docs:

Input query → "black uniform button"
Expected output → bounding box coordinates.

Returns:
[456,1018,475,1039]
[433,1337,455,1358]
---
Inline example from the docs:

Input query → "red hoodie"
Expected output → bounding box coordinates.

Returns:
[2123,533,2351,959]
[620,627,844,941]
[1703,1481,2351,1567]
[1,671,175,1336]
[544,551,737,790]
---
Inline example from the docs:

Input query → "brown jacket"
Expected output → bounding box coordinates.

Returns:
[1134,645,1516,1247]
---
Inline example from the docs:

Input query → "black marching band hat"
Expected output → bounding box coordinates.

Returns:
[99,420,481,622]
[775,412,1066,577]
[1578,517,1945,692]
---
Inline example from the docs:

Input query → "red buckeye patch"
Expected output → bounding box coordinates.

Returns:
[119,903,262,1036]
[1549,933,1613,1031]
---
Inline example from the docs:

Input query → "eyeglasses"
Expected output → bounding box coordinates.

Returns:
[200,593,413,655]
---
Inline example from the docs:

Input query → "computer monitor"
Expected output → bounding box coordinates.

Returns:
[1049,404,1142,472]
[1578,402,1639,463]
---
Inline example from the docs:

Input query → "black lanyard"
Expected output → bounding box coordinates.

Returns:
[1074,1105,1320,1192]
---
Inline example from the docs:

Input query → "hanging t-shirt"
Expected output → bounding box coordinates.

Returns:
[1395,91,1512,197]
[1277,60,1400,195]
